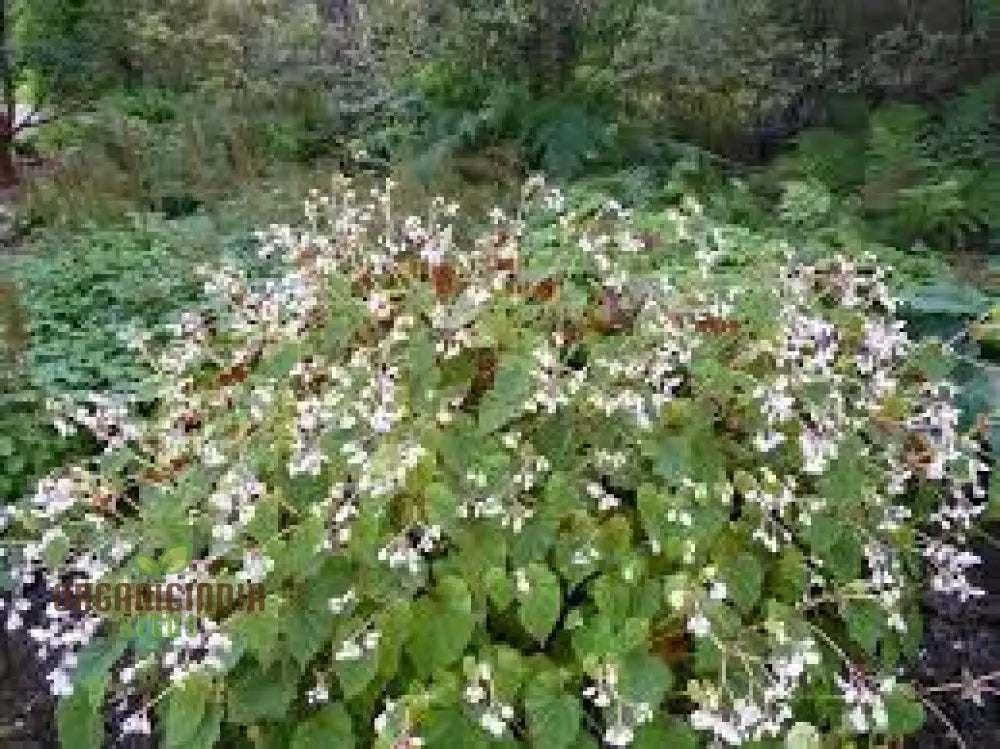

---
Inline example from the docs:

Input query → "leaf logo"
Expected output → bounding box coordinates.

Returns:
[160,545,191,575]
[134,545,191,577]
[135,554,160,576]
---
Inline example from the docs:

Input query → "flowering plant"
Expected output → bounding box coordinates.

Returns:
[2,174,990,747]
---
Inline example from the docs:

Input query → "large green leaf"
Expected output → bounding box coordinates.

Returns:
[227,662,296,723]
[292,704,355,749]
[423,706,489,749]
[619,651,673,706]
[57,679,104,749]
[885,686,925,735]
[477,354,533,434]
[516,563,562,644]
[163,675,211,748]
[335,652,379,700]
[723,552,762,615]
[524,671,582,749]
[407,576,476,676]
[844,600,885,656]
[159,545,191,575]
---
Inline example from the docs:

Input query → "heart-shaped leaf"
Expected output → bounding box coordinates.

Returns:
[524,671,582,748]
[135,554,160,576]
[160,545,191,575]
[517,564,562,645]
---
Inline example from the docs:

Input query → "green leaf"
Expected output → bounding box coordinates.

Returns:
[423,706,489,749]
[785,722,821,749]
[229,606,285,670]
[636,483,667,547]
[477,354,533,434]
[227,663,295,723]
[493,646,526,697]
[184,704,222,749]
[407,576,475,677]
[135,554,161,576]
[844,600,885,656]
[163,675,210,748]
[633,719,698,749]
[802,514,840,555]
[524,672,582,749]
[773,547,807,603]
[544,472,579,517]
[485,567,514,610]
[74,637,128,684]
[287,606,331,668]
[906,280,989,316]
[335,653,379,700]
[987,472,1000,520]
[159,545,191,575]
[427,482,459,531]
[619,651,673,706]
[826,533,864,582]
[57,679,104,749]
[292,704,355,749]
[517,564,562,644]
[724,552,762,614]
[572,612,616,661]
[885,686,925,735]
[592,574,630,620]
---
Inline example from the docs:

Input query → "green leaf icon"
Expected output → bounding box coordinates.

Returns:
[160,545,191,575]
[135,554,160,576]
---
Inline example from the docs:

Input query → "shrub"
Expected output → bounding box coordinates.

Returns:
[1,176,991,748]
[12,222,217,398]
[771,77,1000,252]
[0,215,280,503]
[1,272,92,505]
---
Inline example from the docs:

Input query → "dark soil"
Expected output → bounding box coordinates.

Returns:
[0,613,58,748]
[909,522,1000,748]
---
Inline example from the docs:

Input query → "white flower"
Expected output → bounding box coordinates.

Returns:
[121,710,152,735]
[334,638,363,661]
[604,722,634,747]
[374,702,394,735]
[465,683,486,705]
[687,614,711,638]
[47,668,74,696]
[368,293,391,320]
[307,681,329,704]
[515,568,530,594]
[709,581,728,600]
[480,709,506,737]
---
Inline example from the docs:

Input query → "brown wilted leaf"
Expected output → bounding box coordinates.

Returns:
[217,365,248,387]
[431,262,459,298]
[651,626,689,667]
[694,316,741,335]
[531,278,559,302]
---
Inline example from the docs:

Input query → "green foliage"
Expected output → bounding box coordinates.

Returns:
[773,76,1000,252]
[376,0,824,180]
[12,222,206,396]
[0,388,87,503]
[15,0,131,109]
[10,216,274,398]
[5,178,990,748]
